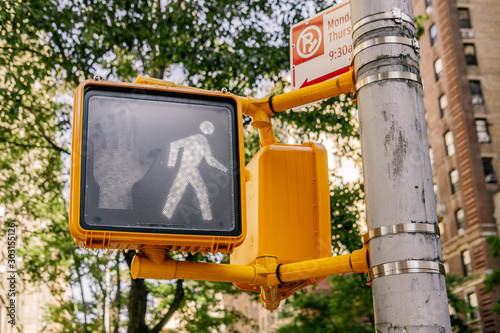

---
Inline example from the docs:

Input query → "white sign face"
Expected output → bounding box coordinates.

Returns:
[290,1,352,90]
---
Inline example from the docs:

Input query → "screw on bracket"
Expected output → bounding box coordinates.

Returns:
[93,75,101,81]
[392,8,403,24]
[412,38,420,55]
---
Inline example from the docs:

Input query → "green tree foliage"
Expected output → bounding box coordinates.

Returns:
[2,0,367,331]
[446,275,474,333]
[276,183,374,333]
[414,14,430,40]
[278,96,359,157]
[484,236,500,314]
[276,274,373,333]
[1,0,86,331]
[330,183,364,254]
[1,0,470,331]
[441,237,500,333]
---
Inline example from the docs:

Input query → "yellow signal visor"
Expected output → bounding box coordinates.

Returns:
[70,80,246,254]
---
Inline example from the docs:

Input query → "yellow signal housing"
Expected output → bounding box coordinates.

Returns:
[231,142,332,290]
[69,79,246,254]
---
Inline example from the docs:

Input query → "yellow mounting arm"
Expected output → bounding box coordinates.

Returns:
[132,246,368,310]
[132,247,368,283]
[239,68,355,146]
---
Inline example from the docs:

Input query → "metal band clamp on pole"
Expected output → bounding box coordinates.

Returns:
[352,7,415,34]
[352,36,420,59]
[363,223,440,244]
[354,71,422,94]
[367,260,446,282]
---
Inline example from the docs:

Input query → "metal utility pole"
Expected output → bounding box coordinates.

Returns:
[350,1,452,332]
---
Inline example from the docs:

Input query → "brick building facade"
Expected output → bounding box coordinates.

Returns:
[412,0,500,331]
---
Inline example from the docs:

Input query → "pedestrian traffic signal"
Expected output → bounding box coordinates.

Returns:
[69,79,246,253]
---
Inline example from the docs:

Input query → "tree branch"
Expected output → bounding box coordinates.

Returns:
[0,46,51,59]
[3,101,71,155]
[0,137,70,155]
[123,251,134,270]
[150,279,185,333]
[40,132,71,155]
[74,260,89,333]
[113,251,122,333]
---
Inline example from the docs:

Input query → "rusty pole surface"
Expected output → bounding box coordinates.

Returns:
[350,0,452,331]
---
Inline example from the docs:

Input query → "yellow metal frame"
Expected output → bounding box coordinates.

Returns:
[69,79,247,254]
[132,246,368,310]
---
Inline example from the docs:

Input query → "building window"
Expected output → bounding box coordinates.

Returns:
[438,221,445,235]
[469,80,484,105]
[467,292,480,321]
[464,44,478,66]
[434,58,443,82]
[425,0,432,14]
[439,94,448,118]
[437,201,446,220]
[425,0,432,13]
[429,24,438,46]
[458,8,472,29]
[461,249,472,276]
[445,131,455,156]
[475,119,490,143]
[455,208,465,232]
[450,169,459,194]
[443,261,449,274]
[482,158,498,183]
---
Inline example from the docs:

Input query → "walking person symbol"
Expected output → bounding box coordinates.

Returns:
[163,121,228,220]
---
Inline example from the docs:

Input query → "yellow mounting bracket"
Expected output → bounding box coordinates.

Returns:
[239,95,278,147]
[135,68,355,148]
[238,68,355,147]
[132,244,369,310]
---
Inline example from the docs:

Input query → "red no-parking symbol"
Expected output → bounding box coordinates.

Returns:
[297,25,322,58]
[292,14,324,66]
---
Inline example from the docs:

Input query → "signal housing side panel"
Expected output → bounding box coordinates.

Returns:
[231,143,332,266]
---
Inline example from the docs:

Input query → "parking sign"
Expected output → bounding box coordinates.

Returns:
[291,1,352,89]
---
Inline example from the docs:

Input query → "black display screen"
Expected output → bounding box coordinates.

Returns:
[80,87,241,236]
